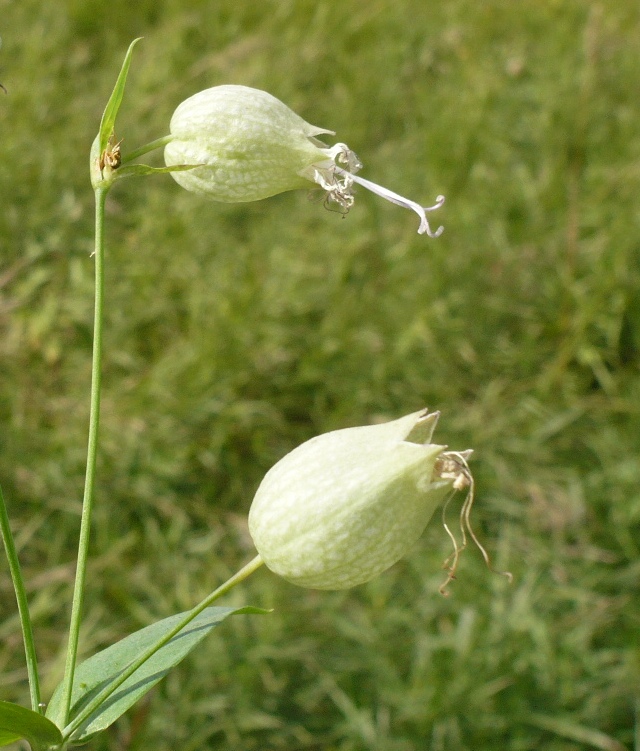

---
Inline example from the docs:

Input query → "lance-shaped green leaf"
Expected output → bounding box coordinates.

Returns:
[97,38,141,156]
[0,701,63,749]
[46,606,265,743]
[90,38,143,190]
[0,731,19,747]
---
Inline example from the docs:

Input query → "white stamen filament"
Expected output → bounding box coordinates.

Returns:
[335,166,445,237]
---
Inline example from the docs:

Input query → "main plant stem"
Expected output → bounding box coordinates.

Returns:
[59,186,109,726]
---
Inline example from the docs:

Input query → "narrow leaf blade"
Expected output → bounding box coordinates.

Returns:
[0,701,63,748]
[0,730,22,747]
[98,38,142,155]
[46,606,266,742]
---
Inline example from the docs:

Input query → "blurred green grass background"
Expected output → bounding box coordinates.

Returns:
[1,0,639,749]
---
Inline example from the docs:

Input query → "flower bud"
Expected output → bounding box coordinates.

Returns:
[164,85,444,236]
[248,409,467,590]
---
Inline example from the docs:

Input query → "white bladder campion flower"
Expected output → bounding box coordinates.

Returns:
[164,85,444,236]
[248,409,490,591]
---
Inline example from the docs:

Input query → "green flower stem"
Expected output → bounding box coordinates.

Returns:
[0,485,42,712]
[59,185,109,727]
[61,554,265,741]
[121,135,173,164]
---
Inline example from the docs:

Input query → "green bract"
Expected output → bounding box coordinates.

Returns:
[248,410,467,590]
[164,85,445,236]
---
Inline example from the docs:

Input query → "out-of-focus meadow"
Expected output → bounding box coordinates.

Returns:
[1,1,639,749]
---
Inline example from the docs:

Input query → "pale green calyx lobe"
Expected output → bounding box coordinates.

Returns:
[248,409,461,590]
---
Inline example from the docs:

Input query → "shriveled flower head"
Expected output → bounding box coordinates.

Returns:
[164,85,444,236]
[248,409,484,591]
